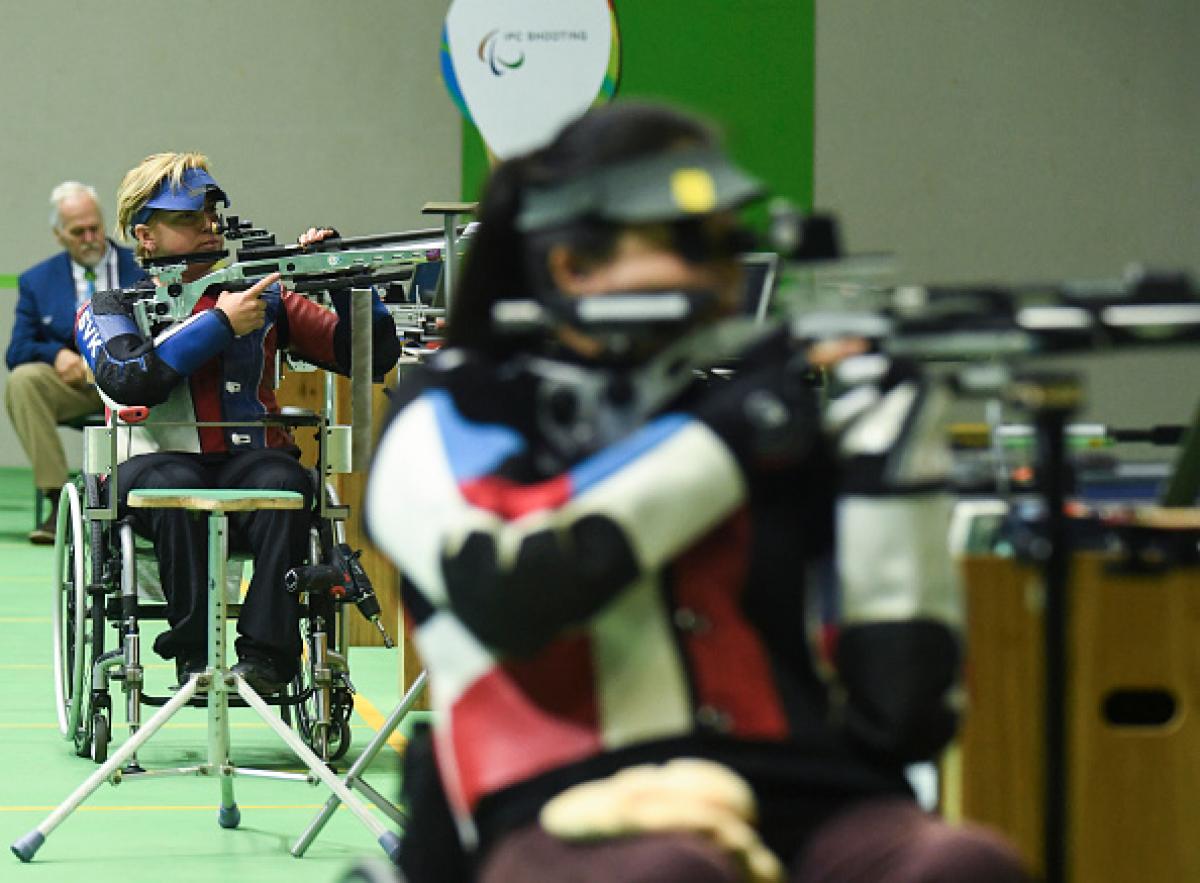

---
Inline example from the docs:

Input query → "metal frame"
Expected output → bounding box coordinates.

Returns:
[67,411,360,761]
[14,493,400,864]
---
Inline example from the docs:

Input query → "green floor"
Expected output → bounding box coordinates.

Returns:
[0,467,410,882]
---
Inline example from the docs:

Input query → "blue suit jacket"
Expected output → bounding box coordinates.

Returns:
[6,241,145,369]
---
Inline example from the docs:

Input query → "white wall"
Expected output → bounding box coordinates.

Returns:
[814,1,1199,428]
[0,0,459,467]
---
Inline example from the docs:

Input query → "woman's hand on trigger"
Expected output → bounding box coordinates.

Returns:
[216,272,278,337]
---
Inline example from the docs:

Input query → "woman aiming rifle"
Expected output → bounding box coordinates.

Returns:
[78,152,401,695]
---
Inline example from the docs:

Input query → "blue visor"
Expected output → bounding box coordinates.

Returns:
[129,167,228,231]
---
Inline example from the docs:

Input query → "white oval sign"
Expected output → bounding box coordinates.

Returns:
[442,0,619,159]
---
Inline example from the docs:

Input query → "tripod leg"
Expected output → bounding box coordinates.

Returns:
[210,673,239,828]
[207,514,240,829]
[291,670,427,856]
[11,675,204,862]
[235,676,402,864]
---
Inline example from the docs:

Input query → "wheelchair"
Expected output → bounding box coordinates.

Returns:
[51,408,390,767]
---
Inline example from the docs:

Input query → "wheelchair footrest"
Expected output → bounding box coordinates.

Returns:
[104,600,247,620]
[139,686,312,709]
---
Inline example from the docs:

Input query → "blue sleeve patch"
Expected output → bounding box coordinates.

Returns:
[568,413,691,496]
[92,310,141,343]
[427,389,525,482]
[155,311,232,375]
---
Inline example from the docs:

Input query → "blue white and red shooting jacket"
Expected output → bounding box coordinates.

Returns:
[365,347,963,853]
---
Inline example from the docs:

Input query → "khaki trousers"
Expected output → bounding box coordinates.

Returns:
[5,362,103,491]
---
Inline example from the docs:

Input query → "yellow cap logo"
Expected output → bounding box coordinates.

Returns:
[671,168,717,213]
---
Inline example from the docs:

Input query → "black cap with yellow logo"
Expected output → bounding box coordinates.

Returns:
[516,145,764,233]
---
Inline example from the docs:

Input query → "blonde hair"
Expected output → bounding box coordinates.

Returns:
[115,152,211,258]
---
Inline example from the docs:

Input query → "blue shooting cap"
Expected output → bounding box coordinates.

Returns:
[128,167,229,233]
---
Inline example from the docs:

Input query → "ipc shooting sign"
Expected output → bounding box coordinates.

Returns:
[441,0,620,159]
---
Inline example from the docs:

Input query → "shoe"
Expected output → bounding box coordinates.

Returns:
[175,654,207,688]
[232,655,288,695]
[29,495,59,545]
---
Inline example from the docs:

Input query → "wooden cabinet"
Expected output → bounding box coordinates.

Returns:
[957,554,1200,881]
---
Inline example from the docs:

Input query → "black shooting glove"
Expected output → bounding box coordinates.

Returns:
[688,327,821,473]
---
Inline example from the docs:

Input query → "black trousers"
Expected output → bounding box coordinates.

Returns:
[117,448,314,675]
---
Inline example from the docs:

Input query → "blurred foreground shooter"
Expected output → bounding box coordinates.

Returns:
[366,102,1030,883]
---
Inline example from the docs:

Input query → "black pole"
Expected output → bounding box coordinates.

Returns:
[1011,372,1081,883]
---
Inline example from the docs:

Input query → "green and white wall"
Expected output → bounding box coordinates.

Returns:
[460,1,817,222]
[0,1,1195,468]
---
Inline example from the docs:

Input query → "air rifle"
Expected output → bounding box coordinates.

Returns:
[778,265,1200,366]
[130,217,473,335]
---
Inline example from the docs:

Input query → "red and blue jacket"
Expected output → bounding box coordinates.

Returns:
[76,280,400,459]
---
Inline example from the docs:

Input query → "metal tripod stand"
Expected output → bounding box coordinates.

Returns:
[12,489,400,864]
[293,669,428,856]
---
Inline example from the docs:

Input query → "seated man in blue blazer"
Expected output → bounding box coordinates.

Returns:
[5,181,145,543]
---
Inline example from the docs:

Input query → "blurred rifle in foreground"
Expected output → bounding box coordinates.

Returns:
[491,211,1199,478]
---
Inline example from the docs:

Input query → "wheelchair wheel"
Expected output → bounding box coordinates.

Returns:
[81,476,115,763]
[51,483,87,743]
[329,701,352,761]
[91,711,109,765]
[294,676,353,762]
[295,488,355,762]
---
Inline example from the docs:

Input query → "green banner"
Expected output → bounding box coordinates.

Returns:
[460,1,816,229]
[0,274,17,290]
